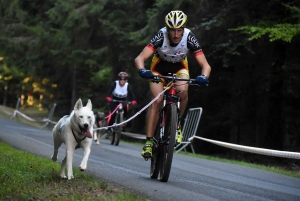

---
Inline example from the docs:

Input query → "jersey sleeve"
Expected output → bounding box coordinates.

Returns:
[147,30,164,51]
[127,84,136,100]
[187,32,204,56]
[107,82,116,97]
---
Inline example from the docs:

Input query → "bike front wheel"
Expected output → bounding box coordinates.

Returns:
[150,114,163,179]
[159,103,177,182]
[114,112,123,146]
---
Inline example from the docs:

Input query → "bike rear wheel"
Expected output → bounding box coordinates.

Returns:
[110,131,115,145]
[150,114,163,179]
[110,113,119,145]
[159,103,177,182]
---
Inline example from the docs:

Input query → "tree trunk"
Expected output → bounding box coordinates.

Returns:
[71,64,77,110]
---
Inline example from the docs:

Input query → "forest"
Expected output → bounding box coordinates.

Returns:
[0,0,299,162]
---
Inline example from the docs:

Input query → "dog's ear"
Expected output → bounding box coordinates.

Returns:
[86,99,92,110]
[74,99,83,110]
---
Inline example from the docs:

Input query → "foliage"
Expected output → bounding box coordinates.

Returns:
[230,4,300,42]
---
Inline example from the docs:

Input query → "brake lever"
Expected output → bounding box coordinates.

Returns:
[151,76,162,83]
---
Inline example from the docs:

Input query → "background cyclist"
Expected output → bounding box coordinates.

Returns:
[105,72,137,135]
[134,10,212,159]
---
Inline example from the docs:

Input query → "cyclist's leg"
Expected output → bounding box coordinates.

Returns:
[142,82,164,158]
[122,102,128,130]
[107,102,118,132]
[175,59,190,143]
[146,82,164,138]
[142,55,164,158]
[176,58,190,118]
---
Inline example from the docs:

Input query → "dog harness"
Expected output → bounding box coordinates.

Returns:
[72,129,86,149]
[59,119,87,149]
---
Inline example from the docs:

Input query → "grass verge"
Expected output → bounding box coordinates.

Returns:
[0,142,146,201]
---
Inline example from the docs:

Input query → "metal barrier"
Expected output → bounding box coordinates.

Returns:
[175,107,203,153]
[40,103,57,129]
[8,98,57,128]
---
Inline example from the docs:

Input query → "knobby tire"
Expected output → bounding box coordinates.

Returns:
[110,112,119,145]
[159,103,177,182]
[150,114,163,179]
[115,112,123,146]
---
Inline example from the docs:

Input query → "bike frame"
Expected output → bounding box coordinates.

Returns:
[158,81,180,144]
[110,100,131,146]
[150,74,197,182]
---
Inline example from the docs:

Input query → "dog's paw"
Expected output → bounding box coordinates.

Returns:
[51,155,57,162]
[79,166,86,172]
[67,175,74,180]
[96,142,100,145]
[60,175,67,179]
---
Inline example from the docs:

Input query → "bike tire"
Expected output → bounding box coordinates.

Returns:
[115,112,123,146]
[150,114,163,179]
[110,131,115,145]
[159,103,177,182]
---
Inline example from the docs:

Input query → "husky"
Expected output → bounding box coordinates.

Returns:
[51,99,95,180]
[93,112,106,145]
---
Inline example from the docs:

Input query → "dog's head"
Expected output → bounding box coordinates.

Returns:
[74,99,95,138]
[95,112,105,121]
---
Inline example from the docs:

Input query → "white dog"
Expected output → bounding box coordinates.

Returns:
[51,98,95,180]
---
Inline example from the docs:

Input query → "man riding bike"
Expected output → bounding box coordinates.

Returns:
[105,72,137,135]
[134,10,211,159]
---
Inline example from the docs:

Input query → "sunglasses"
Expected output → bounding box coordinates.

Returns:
[119,78,127,80]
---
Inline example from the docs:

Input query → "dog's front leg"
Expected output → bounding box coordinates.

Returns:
[65,147,75,180]
[79,144,91,171]
[60,155,67,179]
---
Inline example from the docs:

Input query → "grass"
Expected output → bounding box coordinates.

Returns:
[177,151,300,178]
[0,142,146,201]
[0,105,146,201]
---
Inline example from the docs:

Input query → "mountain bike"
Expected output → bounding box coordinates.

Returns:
[110,99,131,146]
[149,74,199,182]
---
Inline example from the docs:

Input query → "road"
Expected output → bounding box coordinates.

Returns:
[0,116,300,201]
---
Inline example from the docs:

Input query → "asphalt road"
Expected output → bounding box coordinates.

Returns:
[1,116,300,201]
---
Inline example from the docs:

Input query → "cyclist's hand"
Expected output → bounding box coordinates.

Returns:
[196,75,209,85]
[106,97,112,102]
[131,100,137,105]
[139,68,153,79]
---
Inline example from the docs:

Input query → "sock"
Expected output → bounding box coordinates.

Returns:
[146,137,153,141]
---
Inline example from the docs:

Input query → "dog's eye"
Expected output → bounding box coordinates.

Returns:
[79,115,83,118]
[88,116,91,119]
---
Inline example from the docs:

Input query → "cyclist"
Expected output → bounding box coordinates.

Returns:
[105,72,137,135]
[134,10,211,159]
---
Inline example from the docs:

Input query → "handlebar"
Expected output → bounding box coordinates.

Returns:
[151,74,200,86]
[111,99,132,104]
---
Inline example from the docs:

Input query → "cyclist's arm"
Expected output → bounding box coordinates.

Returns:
[107,82,117,97]
[135,30,163,70]
[134,46,154,70]
[187,32,211,77]
[127,84,136,100]
[195,54,211,77]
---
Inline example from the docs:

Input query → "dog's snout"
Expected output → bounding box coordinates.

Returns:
[84,123,88,128]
